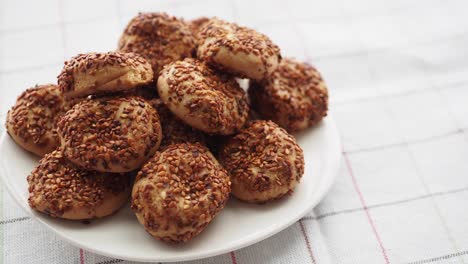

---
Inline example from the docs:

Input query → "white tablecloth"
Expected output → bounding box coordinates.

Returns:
[1,0,468,263]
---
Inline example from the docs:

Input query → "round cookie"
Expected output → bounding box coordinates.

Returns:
[131,143,231,243]
[197,18,281,81]
[249,58,328,132]
[118,12,196,75]
[150,99,206,147]
[28,150,131,220]
[6,84,70,156]
[57,96,162,173]
[58,52,153,98]
[157,58,249,135]
[218,120,304,203]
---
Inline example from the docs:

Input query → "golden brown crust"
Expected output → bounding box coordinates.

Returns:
[249,58,328,132]
[188,17,211,42]
[118,12,196,75]
[218,120,304,203]
[28,150,131,220]
[157,58,249,135]
[57,96,162,173]
[5,84,72,156]
[197,18,281,81]
[149,99,206,147]
[58,52,153,98]
[131,143,231,243]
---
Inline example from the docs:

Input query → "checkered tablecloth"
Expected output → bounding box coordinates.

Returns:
[1,0,468,263]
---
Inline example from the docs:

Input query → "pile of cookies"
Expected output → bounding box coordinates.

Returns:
[5,13,328,243]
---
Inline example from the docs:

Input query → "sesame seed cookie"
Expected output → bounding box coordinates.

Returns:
[28,150,132,220]
[57,96,162,173]
[131,143,231,243]
[58,52,153,99]
[6,84,71,156]
[157,58,249,135]
[118,12,196,75]
[218,120,304,203]
[249,58,328,132]
[197,18,281,81]
[149,99,206,147]
[188,17,211,42]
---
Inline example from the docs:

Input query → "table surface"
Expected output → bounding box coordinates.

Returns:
[1,0,468,263]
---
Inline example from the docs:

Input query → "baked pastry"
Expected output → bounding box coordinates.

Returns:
[57,96,162,173]
[197,18,281,81]
[131,143,230,243]
[218,120,304,203]
[118,12,196,75]
[157,58,249,135]
[28,150,131,220]
[58,52,153,98]
[150,99,205,147]
[249,58,328,132]
[188,17,211,41]
[6,84,70,156]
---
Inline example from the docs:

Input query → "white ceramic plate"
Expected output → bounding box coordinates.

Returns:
[0,116,341,263]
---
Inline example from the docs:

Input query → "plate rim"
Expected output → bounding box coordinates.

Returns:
[0,116,342,263]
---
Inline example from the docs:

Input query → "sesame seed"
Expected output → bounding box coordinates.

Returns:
[157,58,249,135]
[197,18,281,81]
[57,52,153,98]
[218,120,304,203]
[27,150,131,219]
[249,58,328,132]
[5,84,78,156]
[118,12,196,75]
[131,143,230,243]
[57,96,162,173]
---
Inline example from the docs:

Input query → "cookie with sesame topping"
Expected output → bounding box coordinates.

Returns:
[249,58,328,132]
[118,12,196,75]
[219,120,304,203]
[28,150,132,220]
[197,18,281,81]
[157,58,249,135]
[149,99,206,147]
[131,143,231,243]
[57,96,162,173]
[58,52,153,98]
[188,17,211,42]
[6,84,72,156]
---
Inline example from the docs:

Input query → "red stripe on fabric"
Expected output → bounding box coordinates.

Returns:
[299,219,316,264]
[344,152,390,264]
[80,248,85,264]
[230,251,238,264]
